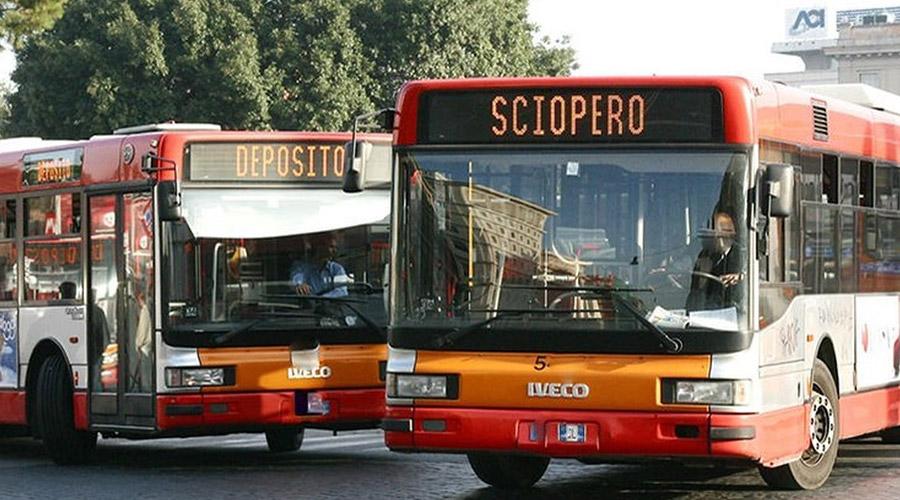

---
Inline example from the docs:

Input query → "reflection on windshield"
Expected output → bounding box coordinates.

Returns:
[396,149,749,332]
[166,222,389,333]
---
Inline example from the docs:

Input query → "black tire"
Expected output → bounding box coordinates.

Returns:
[467,453,550,489]
[759,359,839,490]
[265,427,304,452]
[880,426,900,444]
[36,355,97,465]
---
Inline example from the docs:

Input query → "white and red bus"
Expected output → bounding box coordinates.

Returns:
[0,124,392,463]
[368,77,900,489]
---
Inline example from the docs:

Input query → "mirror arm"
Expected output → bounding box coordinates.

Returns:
[348,108,397,166]
[142,153,178,174]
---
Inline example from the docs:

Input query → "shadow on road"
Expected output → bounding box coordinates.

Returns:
[0,435,398,470]
[458,463,765,500]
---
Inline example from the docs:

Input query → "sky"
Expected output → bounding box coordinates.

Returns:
[528,0,895,79]
[0,1,895,84]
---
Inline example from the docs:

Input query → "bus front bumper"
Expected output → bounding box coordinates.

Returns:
[157,388,385,431]
[383,405,809,466]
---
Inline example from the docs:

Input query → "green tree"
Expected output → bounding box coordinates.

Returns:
[356,0,577,108]
[0,80,12,135]
[8,0,270,138]
[0,0,67,48]
[8,0,576,137]
[259,0,373,131]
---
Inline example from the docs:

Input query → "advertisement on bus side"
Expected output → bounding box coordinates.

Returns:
[0,309,17,388]
[855,296,900,391]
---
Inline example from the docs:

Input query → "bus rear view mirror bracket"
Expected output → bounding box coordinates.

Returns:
[142,153,182,221]
[343,108,396,193]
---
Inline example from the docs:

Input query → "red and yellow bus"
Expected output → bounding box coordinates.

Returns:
[0,124,392,463]
[373,77,900,489]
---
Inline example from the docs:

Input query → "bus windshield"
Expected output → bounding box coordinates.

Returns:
[395,148,750,341]
[165,190,389,345]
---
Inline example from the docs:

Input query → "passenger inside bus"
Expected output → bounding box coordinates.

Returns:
[290,232,350,297]
[686,211,744,311]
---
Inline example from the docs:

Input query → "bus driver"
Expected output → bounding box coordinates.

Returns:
[290,232,349,298]
[686,211,743,312]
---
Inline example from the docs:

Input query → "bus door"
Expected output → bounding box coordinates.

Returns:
[87,190,156,429]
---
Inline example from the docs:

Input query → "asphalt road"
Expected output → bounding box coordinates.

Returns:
[0,430,898,499]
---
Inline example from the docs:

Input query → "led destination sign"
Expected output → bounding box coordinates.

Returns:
[418,88,723,144]
[22,148,84,186]
[187,142,347,183]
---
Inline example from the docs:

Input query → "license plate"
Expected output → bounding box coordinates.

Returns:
[558,423,586,443]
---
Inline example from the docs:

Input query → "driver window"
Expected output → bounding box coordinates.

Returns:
[759,161,802,327]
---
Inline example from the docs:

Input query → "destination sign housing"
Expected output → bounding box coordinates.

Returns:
[418,88,723,144]
[187,142,347,183]
[22,148,84,186]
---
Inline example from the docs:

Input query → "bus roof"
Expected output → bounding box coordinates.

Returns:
[0,130,391,194]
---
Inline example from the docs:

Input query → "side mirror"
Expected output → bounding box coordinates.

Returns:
[157,180,182,221]
[764,164,794,218]
[343,140,373,193]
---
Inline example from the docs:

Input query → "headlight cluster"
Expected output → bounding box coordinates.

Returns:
[662,379,751,406]
[386,373,458,399]
[166,366,235,388]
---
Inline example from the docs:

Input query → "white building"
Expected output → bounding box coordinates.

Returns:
[767,6,900,94]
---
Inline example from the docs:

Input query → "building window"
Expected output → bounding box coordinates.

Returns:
[859,72,881,88]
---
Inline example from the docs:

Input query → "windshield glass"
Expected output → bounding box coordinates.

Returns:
[166,189,389,341]
[395,149,749,335]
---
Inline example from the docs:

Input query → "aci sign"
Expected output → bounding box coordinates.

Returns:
[786,7,830,39]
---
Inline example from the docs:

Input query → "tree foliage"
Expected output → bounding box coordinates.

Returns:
[260,0,373,131]
[7,0,576,138]
[356,0,577,108]
[0,0,67,48]
[7,0,270,138]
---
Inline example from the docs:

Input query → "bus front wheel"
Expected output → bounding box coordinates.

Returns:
[759,359,839,490]
[265,427,304,452]
[467,453,549,489]
[36,355,97,465]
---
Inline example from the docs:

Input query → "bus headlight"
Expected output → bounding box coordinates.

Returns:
[387,373,458,399]
[166,367,235,388]
[662,379,751,406]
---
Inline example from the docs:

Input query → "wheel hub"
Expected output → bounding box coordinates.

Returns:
[807,391,835,458]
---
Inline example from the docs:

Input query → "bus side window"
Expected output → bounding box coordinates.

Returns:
[800,153,821,293]
[875,163,900,210]
[840,158,859,206]
[822,155,838,204]
[860,161,874,208]
[0,199,16,302]
[760,164,802,326]
[23,193,83,302]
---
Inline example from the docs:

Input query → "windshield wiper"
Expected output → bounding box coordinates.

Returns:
[325,299,386,340]
[210,312,321,345]
[262,294,385,340]
[433,311,529,348]
[607,293,683,353]
[211,318,266,345]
